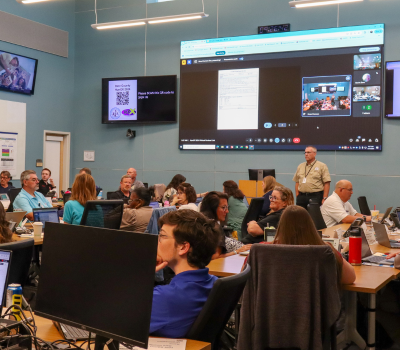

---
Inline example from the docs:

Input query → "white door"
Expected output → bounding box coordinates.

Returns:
[44,138,61,193]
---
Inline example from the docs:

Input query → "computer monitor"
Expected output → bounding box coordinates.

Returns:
[0,250,12,308]
[35,223,158,349]
[248,169,276,181]
[32,208,59,229]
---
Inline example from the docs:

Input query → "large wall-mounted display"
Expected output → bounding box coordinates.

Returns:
[179,24,384,151]
[0,50,38,95]
[385,61,400,118]
[102,75,177,124]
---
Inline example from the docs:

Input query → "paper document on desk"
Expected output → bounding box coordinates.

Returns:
[129,338,187,350]
[363,223,377,245]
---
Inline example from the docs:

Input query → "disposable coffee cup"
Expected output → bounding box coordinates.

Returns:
[33,222,43,237]
[371,210,379,220]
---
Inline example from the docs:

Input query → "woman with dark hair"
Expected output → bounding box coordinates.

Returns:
[0,202,14,244]
[272,205,355,284]
[223,180,247,239]
[171,183,198,211]
[200,191,251,258]
[162,174,186,203]
[121,187,153,233]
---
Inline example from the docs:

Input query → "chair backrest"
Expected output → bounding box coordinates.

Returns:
[143,182,148,189]
[241,197,265,236]
[0,239,34,300]
[358,196,371,216]
[186,264,251,350]
[106,192,113,200]
[307,203,327,230]
[144,206,177,235]
[80,200,124,229]
[153,184,166,202]
[238,245,340,350]
[63,192,72,204]
[6,188,22,212]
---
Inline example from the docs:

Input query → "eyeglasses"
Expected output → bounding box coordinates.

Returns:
[269,195,281,201]
[218,206,229,211]
[0,176,9,179]
[177,191,184,195]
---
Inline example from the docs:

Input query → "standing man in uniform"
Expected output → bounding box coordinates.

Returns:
[293,146,331,209]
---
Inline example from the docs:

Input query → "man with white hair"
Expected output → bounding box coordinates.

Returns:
[127,167,144,190]
[321,179,371,227]
[293,145,331,209]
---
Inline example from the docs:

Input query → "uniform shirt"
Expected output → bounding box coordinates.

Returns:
[13,188,52,214]
[320,192,358,228]
[293,160,331,193]
[150,268,217,338]
[63,200,85,225]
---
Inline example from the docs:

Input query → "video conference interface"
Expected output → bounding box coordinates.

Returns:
[179,24,384,151]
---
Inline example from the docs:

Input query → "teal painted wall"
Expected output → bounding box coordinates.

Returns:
[0,0,76,186]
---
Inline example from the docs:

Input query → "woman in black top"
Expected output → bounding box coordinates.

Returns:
[241,186,294,244]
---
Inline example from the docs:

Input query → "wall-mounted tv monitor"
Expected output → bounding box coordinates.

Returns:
[102,75,177,124]
[179,24,384,151]
[385,61,400,118]
[0,50,38,95]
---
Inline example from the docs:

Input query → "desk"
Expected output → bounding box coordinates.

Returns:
[207,255,246,277]
[34,314,211,350]
[13,233,43,246]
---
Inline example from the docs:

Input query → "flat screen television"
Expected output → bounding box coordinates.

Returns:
[179,24,384,151]
[102,75,177,124]
[0,50,38,95]
[385,61,400,118]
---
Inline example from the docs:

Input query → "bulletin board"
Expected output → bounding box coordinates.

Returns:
[0,99,26,178]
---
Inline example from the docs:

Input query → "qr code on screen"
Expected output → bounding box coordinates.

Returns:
[116,92,129,105]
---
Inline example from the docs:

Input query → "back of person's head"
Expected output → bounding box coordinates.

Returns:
[177,183,197,204]
[0,202,13,244]
[263,176,277,194]
[71,173,97,206]
[200,191,228,220]
[80,167,92,175]
[274,205,324,245]
[223,180,244,200]
[166,174,186,191]
[158,210,220,269]
[273,185,294,206]
[20,170,36,187]
[132,187,151,206]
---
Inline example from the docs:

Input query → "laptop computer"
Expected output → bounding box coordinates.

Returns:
[373,222,400,249]
[361,227,395,265]
[33,207,59,230]
[0,250,12,307]
[0,193,10,210]
[5,211,27,227]
[378,207,393,224]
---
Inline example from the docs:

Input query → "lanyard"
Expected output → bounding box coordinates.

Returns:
[305,160,317,178]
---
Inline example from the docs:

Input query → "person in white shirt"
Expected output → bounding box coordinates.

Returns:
[321,179,371,227]
[170,183,198,211]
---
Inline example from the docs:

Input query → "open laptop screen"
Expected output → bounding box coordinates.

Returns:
[0,251,12,308]
[33,208,59,228]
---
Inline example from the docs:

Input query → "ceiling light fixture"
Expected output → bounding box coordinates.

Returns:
[289,0,363,8]
[91,12,208,30]
[16,0,49,3]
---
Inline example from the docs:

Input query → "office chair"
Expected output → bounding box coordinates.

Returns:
[106,192,113,200]
[80,200,124,229]
[6,188,22,212]
[186,264,251,350]
[358,196,371,216]
[63,192,71,205]
[307,203,327,230]
[240,197,265,239]
[143,182,148,189]
[0,239,34,305]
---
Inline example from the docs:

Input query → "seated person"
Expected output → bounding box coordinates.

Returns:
[63,174,97,225]
[79,167,101,196]
[120,187,153,233]
[151,209,220,337]
[269,205,355,284]
[321,180,371,228]
[163,174,186,203]
[260,175,279,217]
[109,175,132,202]
[38,168,56,196]
[200,191,251,258]
[170,183,198,211]
[0,171,15,194]
[127,167,145,190]
[241,186,294,244]
[13,170,52,221]
[0,202,14,243]
[223,180,247,238]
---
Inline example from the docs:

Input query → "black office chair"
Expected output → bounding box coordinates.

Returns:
[358,196,371,216]
[240,197,265,239]
[307,203,327,230]
[186,264,251,350]
[143,183,148,189]
[80,200,124,229]
[0,239,34,305]
[106,191,114,200]
[63,192,72,205]
[6,188,22,212]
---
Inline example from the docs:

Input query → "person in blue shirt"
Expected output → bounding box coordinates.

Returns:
[0,171,15,194]
[151,209,220,338]
[63,173,97,225]
[13,170,52,221]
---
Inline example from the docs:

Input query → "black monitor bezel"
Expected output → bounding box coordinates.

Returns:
[0,250,13,309]
[385,60,400,118]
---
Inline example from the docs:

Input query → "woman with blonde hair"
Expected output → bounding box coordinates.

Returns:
[63,173,97,225]
[260,175,279,216]
[242,186,294,244]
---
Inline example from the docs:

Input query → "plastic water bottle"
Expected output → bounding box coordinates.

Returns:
[97,190,103,200]
[164,200,170,207]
